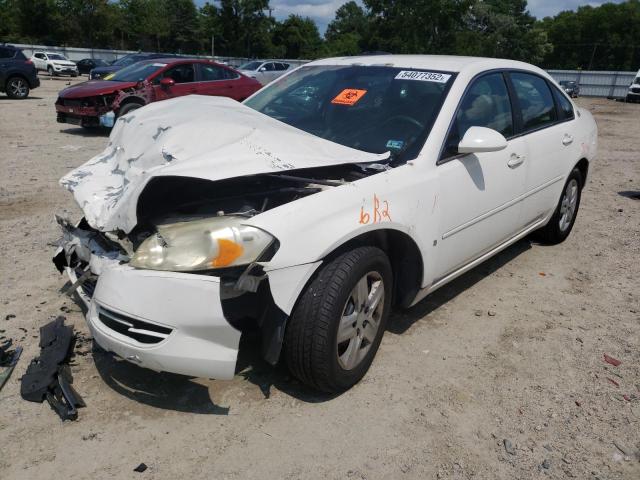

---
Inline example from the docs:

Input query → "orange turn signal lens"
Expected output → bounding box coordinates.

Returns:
[212,238,244,267]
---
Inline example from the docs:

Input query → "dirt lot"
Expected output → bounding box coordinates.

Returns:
[0,76,638,480]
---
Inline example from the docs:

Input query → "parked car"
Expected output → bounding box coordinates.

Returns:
[56,58,261,128]
[89,53,180,80]
[53,55,597,392]
[31,51,78,77]
[559,80,580,97]
[76,58,109,75]
[0,44,40,99]
[626,68,640,103]
[238,60,291,85]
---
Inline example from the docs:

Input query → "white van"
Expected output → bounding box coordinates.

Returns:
[627,68,640,102]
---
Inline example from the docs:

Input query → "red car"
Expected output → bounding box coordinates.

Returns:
[55,58,262,128]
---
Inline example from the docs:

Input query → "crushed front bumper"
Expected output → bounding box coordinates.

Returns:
[54,221,241,379]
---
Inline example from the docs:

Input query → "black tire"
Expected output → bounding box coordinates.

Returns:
[71,72,78,77]
[47,66,55,77]
[118,102,143,117]
[5,76,30,99]
[284,246,393,392]
[535,168,583,245]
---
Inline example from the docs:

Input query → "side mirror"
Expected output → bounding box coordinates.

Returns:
[258,67,266,72]
[458,126,507,154]
[160,77,175,88]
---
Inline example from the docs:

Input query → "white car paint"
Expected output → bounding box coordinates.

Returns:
[627,68,640,102]
[31,51,78,75]
[55,55,597,381]
[238,61,290,85]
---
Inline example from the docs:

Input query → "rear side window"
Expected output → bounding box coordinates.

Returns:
[510,72,557,131]
[552,87,575,121]
[443,72,513,158]
[0,47,15,59]
[200,64,227,81]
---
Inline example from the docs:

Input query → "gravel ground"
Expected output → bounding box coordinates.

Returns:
[0,76,639,480]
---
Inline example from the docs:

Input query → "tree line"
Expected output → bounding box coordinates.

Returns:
[1,0,639,70]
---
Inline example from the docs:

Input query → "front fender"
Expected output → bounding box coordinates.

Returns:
[248,162,439,284]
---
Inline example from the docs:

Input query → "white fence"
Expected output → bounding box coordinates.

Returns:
[547,69,636,98]
[10,43,309,69]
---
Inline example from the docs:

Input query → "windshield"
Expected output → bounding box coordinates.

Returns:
[244,65,453,158]
[240,61,263,71]
[634,77,640,85]
[560,81,576,87]
[48,54,67,61]
[112,55,142,67]
[108,62,166,82]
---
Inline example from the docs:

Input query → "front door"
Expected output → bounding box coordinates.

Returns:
[152,63,197,101]
[434,72,528,280]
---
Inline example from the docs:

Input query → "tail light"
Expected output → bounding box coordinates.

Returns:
[25,59,33,65]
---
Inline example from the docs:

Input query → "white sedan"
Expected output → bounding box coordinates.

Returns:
[54,55,597,392]
[238,60,291,85]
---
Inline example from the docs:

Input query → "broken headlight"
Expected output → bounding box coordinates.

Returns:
[130,217,275,272]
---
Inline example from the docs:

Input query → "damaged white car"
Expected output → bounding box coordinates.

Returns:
[54,55,597,392]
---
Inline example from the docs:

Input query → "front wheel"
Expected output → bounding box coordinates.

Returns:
[5,76,30,99]
[284,246,392,392]
[47,66,55,77]
[535,168,583,244]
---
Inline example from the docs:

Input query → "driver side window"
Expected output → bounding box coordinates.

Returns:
[156,64,195,84]
[443,72,513,159]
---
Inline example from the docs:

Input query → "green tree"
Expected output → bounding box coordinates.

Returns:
[325,1,368,56]
[364,0,472,54]
[454,0,551,63]
[272,14,322,59]
[540,0,640,70]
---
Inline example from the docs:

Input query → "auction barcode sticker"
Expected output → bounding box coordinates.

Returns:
[395,71,451,83]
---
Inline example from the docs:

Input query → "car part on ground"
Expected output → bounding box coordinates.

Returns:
[55,58,260,128]
[53,55,598,392]
[0,340,22,392]
[20,317,86,421]
[0,44,40,99]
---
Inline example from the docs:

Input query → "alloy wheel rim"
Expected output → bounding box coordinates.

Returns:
[559,179,579,232]
[336,271,385,371]
[9,79,27,97]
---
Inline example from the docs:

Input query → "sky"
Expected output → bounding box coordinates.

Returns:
[199,1,626,34]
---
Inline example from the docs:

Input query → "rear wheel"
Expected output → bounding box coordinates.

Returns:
[535,168,583,244]
[5,76,29,99]
[284,246,392,392]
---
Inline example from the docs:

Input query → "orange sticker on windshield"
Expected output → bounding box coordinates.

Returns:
[331,89,367,106]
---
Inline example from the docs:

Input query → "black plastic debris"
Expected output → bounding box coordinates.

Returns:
[0,339,22,392]
[20,317,86,421]
[134,463,148,473]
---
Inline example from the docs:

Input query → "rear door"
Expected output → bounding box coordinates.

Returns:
[434,71,528,279]
[195,63,237,98]
[507,72,579,225]
[152,63,197,101]
[0,47,15,82]
[33,52,46,70]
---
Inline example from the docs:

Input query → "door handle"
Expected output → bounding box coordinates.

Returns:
[562,134,574,146]
[507,153,525,169]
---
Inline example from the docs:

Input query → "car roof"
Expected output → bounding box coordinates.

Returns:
[136,57,216,65]
[308,55,547,77]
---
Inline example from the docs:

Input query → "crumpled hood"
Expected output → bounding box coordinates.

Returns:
[61,95,389,233]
